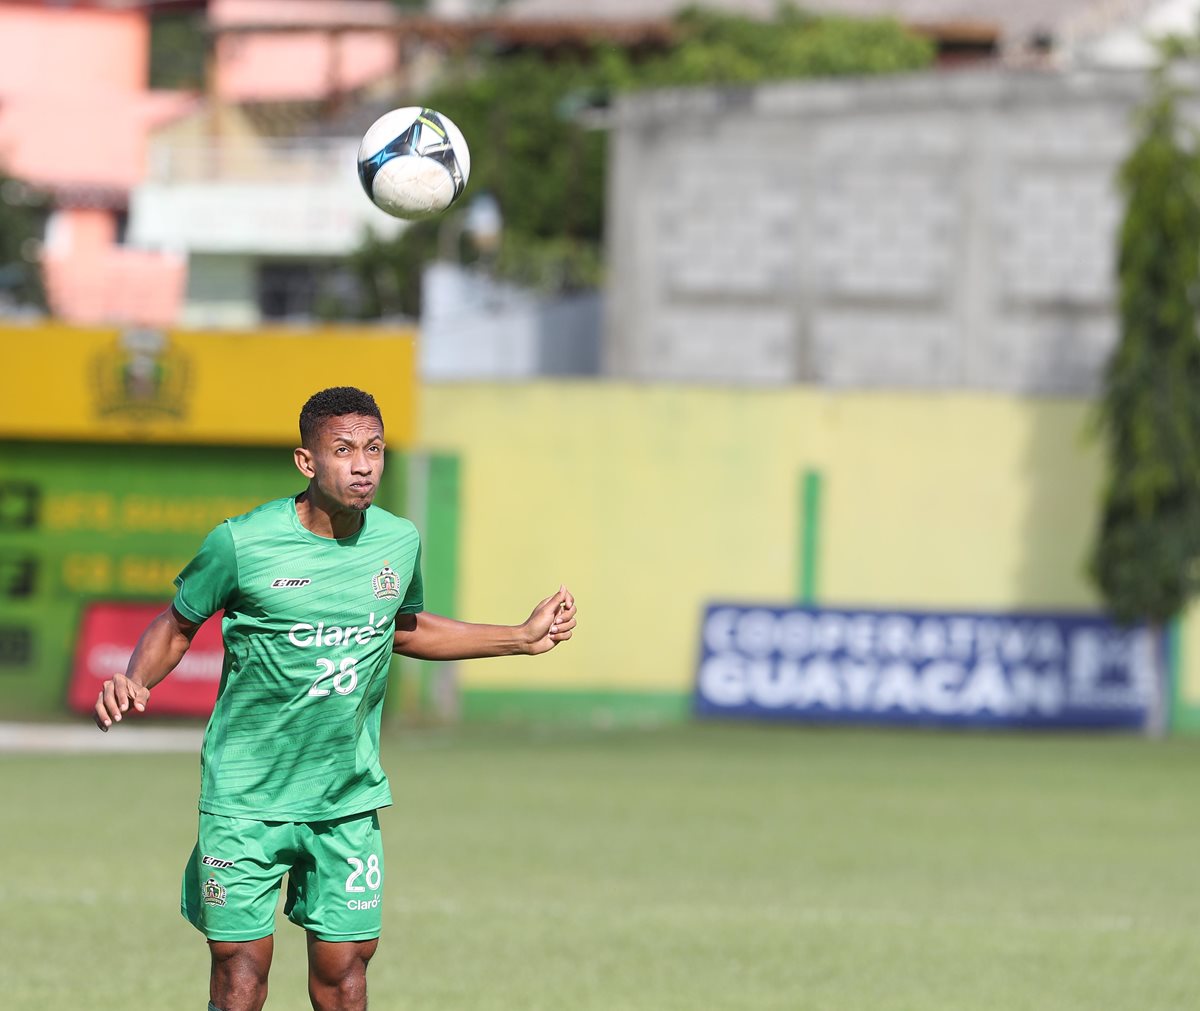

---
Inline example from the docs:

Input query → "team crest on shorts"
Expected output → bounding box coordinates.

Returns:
[372,563,400,600]
[202,876,227,907]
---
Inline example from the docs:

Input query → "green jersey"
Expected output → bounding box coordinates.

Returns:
[172,495,423,821]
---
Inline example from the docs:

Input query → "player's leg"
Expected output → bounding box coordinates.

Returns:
[208,936,274,1011]
[285,811,385,1010]
[305,934,378,1011]
[181,813,295,1009]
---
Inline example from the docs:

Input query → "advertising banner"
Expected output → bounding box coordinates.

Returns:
[0,441,302,715]
[67,601,224,717]
[695,604,1161,729]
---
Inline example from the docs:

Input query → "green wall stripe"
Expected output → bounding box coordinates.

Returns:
[798,468,822,605]
[423,454,460,619]
[420,454,460,712]
[387,452,460,718]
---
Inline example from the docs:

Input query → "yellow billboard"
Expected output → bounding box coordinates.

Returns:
[0,324,417,447]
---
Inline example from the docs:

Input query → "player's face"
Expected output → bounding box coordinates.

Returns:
[300,414,385,512]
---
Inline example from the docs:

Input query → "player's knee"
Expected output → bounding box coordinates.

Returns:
[308,937,377,989]
[309,973,367,1011]
[308,949,373,1011]
[210,939,272,990]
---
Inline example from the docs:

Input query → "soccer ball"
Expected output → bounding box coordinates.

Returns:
[356,107,471,220]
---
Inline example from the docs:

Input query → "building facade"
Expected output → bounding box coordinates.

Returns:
[605,67,1164,394]
[0,1,194,324]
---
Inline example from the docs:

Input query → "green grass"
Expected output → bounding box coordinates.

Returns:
[2,723,1199,1009]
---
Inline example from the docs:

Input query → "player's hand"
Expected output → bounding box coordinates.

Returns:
[520,585,577,655]
[94,673,150,731]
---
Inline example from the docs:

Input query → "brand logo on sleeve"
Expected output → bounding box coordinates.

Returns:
[202,855,236,869]
[271,578,312,588]
[372,563,400,600]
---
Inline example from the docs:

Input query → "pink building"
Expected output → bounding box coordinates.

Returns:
[210,0,400,103]
[0,0,195,325]
[0,0,412,326]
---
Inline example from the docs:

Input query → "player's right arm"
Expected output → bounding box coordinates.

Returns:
[95,520,238,731]
[93,606,203,730]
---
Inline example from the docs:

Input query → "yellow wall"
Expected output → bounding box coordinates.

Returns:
[421,383,1200,706]
[1,324,417,447]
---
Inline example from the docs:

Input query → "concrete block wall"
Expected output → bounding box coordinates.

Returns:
[605,68,1154,393]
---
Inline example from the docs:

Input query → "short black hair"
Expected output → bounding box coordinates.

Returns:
[299,387,384,446]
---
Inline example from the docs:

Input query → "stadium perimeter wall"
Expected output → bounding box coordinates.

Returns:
[420,382,1200,732]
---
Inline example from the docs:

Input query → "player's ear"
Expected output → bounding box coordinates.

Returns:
[294,446,315,478]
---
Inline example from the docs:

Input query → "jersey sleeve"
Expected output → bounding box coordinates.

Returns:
[399,542,424,615]
[172,522,238,623]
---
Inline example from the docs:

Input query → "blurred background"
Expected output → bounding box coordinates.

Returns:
[3,0,1200,733]
[9,3,1200,1009]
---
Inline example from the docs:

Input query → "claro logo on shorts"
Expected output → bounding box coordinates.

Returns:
[347,894,381,911]
[289,613,390,648]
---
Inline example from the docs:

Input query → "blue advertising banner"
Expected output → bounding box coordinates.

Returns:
[694,604,1162,729]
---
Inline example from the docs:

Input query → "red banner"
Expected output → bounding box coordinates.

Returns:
[68,601,225,717]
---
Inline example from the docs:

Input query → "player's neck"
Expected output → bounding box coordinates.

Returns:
[295,490,364,540]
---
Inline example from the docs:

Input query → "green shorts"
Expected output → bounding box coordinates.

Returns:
[181,809,384,942]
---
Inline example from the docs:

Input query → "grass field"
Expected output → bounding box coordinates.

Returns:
[1,722,1198,1010]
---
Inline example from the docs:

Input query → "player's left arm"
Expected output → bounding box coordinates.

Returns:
[392,585,576,660]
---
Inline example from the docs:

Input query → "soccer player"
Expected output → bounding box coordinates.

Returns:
[93,386,577,1011]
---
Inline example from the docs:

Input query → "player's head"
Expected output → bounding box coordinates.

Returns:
[295,387,386,513]
[299,386,384,448]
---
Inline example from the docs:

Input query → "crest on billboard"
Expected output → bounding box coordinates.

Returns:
[93,329,190,420]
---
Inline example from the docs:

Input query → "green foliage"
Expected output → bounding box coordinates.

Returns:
[149,12,206,91]
[1091,68,1200,623]
[0,175,47,313]
[352,6,933,315]
[348,221,440,319]
[425,53,611,246]
[627,6,934,86]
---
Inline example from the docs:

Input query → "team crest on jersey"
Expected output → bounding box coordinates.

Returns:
[202,876,227,907]
[372,563,400,600]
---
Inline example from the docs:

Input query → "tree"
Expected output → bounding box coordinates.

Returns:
[148,11,207,91]
[1090,62,1200,733]
[351,7,934,317]
[626,6,934,86]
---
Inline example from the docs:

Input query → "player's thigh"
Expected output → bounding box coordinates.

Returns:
[182,812,295,942]
[285,810,384,942]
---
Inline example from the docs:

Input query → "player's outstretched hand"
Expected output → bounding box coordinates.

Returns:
[520,585,577,655]
[94,673,150,731]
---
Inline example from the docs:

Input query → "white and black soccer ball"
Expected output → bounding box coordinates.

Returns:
[357,107,471,220]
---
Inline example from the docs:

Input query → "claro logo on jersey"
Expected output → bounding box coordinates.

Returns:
[289,613,390,648]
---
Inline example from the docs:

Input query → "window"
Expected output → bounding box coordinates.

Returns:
[257,261,364,321]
